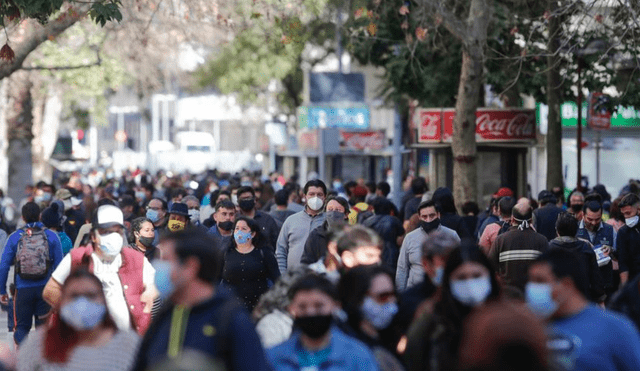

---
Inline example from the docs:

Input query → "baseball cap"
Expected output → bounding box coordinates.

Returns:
[94,205,124,229]
[493,187,514,198]
[55,188,82,207]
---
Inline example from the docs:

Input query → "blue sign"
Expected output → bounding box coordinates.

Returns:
[304,106,370,130]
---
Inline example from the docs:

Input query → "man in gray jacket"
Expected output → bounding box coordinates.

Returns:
[276,179,326,273]
[396,200,460,291]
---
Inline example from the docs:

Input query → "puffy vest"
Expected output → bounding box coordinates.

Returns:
[70,245,151,335]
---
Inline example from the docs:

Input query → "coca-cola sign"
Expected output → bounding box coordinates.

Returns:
[414,109,442,143]
[340,131,385,150]
[442,109,536,142]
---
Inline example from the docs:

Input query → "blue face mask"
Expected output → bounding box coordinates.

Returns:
[432,266,445,287]
[361,297,398,330]
[146,209,160,223]
[153,260,175,300]
[450,276,492,307]
[234,230,252,245]
[60,297,106,331]
[525,282,558,318]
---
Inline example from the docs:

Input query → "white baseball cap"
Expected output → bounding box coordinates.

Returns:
[95,205,124,229]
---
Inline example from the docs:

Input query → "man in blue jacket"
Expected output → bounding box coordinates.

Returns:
[0,202,63,345]
[267,273,379,371]
[133,228,270,371]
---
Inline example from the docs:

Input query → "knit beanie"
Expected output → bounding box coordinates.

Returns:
[41,203,61,228]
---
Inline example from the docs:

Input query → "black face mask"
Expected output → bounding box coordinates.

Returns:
[421,219,440,234]
[218,220,234,231]
[325,211,346,227]
[571,204,584,213]
[238,199,256,211]
[294,314,333,339]
[138,236,154,248]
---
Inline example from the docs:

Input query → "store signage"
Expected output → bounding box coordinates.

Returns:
[541,102,640,128]
[587,93,612,130]
[442,109,536,142]
[298,131,318,151]
[340,131,386,150]
[414,109,442,143]
[298,106,370,130]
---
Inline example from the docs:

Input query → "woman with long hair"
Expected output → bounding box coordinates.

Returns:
[221,216,280,311]
[17,269,140,371]
[403,241,501,371]
[129,217,159,261]
[339,265,405,371]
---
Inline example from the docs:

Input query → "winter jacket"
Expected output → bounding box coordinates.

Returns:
[300,223,329,265]
[577,221,616,292]
[489,226,548,291]
[549,236,605,302]
[363,214,405,272]
[617,223,640,281]
[267,326,379,371]
[533,204,564,241]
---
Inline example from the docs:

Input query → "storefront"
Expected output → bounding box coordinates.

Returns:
[411,108,537,206]
[278,105,398,184]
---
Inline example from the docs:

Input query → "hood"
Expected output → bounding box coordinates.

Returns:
[432,187,457,214]
[550,236,583,251]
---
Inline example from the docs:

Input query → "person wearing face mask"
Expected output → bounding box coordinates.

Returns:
[276,179,327,273]
[133,229,271,371]
[396,200,460,292]
[146,198,169,245]
[526,248,640,371]
[397,230,459,335]
[404,242,501,371]
[208,200,236,253]
[43,205,157,335]
[17,269,140,371]
[128,217,158,262]
[0,202,64,346]
[220,217,280,311]
[615,193,640,287]
[267,273,379,371]
[339,265,405,371]
[182,195,208,232]
[300,196,350,265]
[236,186,280,254]
[166,203,190,233]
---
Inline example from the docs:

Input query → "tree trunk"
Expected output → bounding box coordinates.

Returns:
[546,0,563,190]
[6,71,34,204]
[451,0,492,209]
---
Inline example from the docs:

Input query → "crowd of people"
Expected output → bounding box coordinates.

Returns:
[0,168,637,370]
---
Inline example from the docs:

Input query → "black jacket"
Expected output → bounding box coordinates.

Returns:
[609,274,640,332]
[533,204,564,241]
[300,222,329,265]
[617,224,640,281]
[549,237,605,302]
[363,214,404,271]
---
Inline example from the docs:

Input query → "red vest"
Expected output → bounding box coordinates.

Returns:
[70,246,151,335]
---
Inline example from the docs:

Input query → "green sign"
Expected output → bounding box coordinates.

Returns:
[559,102,640,127]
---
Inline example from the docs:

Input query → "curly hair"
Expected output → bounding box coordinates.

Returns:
[252,266,313,322]
[129,217,152,243]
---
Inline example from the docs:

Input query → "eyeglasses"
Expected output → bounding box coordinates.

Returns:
[146,206,161,211]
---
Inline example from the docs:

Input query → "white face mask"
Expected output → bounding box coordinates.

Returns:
[188,209,200,223]
[307,196,324,211]
[626,215,639,228]
[98,232,124,258]
[450,276,492,307]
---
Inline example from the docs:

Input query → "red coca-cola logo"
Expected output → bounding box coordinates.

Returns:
[441,109,536,141]
[341,132,385,150]
[476,112,535,138]
[417,109,442,142]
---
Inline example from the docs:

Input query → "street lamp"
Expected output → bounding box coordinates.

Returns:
[574,39,607,191]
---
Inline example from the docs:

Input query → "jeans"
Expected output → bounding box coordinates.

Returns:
[14,285,50,344]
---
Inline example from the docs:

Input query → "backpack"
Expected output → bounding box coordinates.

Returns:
[15,227,50,280]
